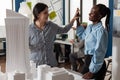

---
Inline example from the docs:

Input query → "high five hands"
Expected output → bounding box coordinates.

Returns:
[74,8,80,20]
[70,8,80,23]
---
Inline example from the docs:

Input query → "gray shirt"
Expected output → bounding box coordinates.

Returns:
[29,21,73,67]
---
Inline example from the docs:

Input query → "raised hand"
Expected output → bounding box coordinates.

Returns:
[70,8,80,24]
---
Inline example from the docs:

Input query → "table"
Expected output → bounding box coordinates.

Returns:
[0,38,6,56]
[54,40,74,53]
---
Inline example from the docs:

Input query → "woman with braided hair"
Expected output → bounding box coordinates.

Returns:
[77,4,111,80]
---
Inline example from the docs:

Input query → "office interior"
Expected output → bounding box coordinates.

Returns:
[0,0,120,80]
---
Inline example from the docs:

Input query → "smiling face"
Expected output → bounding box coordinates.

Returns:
[38,7,49,22]
[89,6,102,22]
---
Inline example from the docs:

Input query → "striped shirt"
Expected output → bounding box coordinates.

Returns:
[29,21,73,67]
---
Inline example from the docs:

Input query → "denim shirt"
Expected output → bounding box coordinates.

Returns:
[77,22,108,73]
[29,21,73,67]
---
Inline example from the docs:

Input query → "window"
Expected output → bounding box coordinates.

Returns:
[70,0,94,25]
[70,0,80,26]
[82,0,93,25]
[0,0,12,38]
[0,0,12,26]
[68,0,81,39]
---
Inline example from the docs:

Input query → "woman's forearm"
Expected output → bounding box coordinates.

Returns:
[70,18,76,24]
[76,19,81,27]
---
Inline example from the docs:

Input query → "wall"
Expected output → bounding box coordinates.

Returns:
[0,0,12,38]
[114,0,118,9]
[112,37,120,80]
[82,0,93,25]
[112,0,120,79]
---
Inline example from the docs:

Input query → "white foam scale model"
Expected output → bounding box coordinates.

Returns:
[37,65,74,80]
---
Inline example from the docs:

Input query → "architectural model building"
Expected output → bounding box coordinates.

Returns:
[14,73,25,80]
[5,9,30,75]
[0,69,7,80]
[30,60,37,79]
[7,71,25,80]
[37,65,51,80]
[37,65,74,80]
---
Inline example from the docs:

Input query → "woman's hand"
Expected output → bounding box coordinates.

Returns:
[69,39,75,44]
[81,23,87,29]
[82,72,93,79]
[74,8,80,20]
[70,8,80,23]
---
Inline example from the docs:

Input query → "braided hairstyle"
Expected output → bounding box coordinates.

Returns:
[96,4,111,31]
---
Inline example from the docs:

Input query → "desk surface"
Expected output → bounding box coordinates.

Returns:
[54,40,73,45]
[0,38,6,42]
